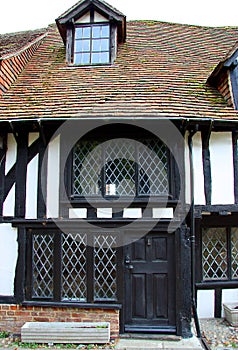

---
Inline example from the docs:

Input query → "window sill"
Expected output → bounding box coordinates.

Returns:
[22,301,122,310]
[67,62,113,68]
[196,281,238,289]
[67,196,177,207]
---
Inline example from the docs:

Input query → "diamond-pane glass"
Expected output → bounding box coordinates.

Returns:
[105,139,136,196]
[202,228,228,280]
[138,140,168,195]
[94,234,117,301]
[32,234,54,298]
[231,228,238,279]
[73,138,169,197]
[73,141,101,195]
[62,233,87,301]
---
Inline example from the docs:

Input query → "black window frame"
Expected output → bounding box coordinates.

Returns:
[196,217,238,286]
[70,137,172,200]
[73,22,111,65]
[25,228,123,305]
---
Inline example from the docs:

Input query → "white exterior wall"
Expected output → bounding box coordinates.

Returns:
[3,184,15,217]
[210,132,234,205]
[46,135,60,218]
[25,154,39,219]
[192,132,206,205]
[0,224,18,296]
[197,288,238,318]
[5,133,17,175]
[197,290,215,318]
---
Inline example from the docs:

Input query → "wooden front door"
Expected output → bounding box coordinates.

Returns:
[124,232,176,333]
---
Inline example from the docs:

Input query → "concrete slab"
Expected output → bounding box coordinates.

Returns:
[115,336,204,349]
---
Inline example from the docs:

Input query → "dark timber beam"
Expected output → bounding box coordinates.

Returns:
[201,121,213,206]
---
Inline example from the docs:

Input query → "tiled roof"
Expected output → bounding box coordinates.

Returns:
[0,28,47,57]
[1,21,238,121]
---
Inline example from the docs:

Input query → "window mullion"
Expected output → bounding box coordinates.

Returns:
[54,232,62,302]
[227,227,232,280]
[90,26,93,64]
[86,234,94,303]
[135,140,139,196]
[102,144,106,197]
[26,230,33,300]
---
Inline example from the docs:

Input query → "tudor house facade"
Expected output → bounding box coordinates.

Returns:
[0,0,238,340]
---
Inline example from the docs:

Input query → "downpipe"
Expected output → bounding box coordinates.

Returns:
[188,130,202,340]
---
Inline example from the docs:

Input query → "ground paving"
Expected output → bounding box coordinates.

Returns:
[1,318,238,349]
[200,318,238,349]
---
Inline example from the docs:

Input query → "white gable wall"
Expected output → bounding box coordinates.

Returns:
[76,11,108,23]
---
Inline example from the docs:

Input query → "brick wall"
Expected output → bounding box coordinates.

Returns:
[0,305,119,339]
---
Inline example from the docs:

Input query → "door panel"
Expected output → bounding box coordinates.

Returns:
[124,232,176,333]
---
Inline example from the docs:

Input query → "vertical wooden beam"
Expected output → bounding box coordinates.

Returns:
[201,127,212,205]
[37,139,47,218]
[66,28,73,64]
[14,227,26,303]
[214,288,222,318]
[0,135,7,217]
[175,224,192,338]
[15,130,28,218]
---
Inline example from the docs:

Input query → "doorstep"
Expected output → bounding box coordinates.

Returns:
[115,336,204,349]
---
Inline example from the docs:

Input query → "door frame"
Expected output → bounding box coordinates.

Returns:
[120,224,192,338]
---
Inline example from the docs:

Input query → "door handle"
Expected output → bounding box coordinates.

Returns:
[127,264,134,271]
[125,255,131,264]
[124,255,134,271]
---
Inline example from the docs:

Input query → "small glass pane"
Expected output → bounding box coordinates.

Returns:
[82,40,90,52]
[92,40,101,52]
[102,25,110,37]
[101,39,109,51]
[81,53,90,64]
[83,27,91,38]
[74,53,82,64]
[92,26,101,38]
[100,52,109,63]
[75,28,83,39]
[92,53,100,64]
[75,40,83,52]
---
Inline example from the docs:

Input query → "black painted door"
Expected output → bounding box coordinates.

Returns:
[124,232,176,333]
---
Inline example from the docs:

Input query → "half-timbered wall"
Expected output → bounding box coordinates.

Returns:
[189,131,235,206]
[0,127,237,322]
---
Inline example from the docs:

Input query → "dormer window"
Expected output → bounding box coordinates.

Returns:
[74,23,110,65]
[56,0,126,66]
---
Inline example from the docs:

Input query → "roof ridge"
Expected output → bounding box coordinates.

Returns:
[0,32,47,60]
[127,19,238,31]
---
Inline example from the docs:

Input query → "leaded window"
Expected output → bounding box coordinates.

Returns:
[72,138,169,197]
[28,230,118,303]
[74,24,110,65]
[202,227,238,281]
